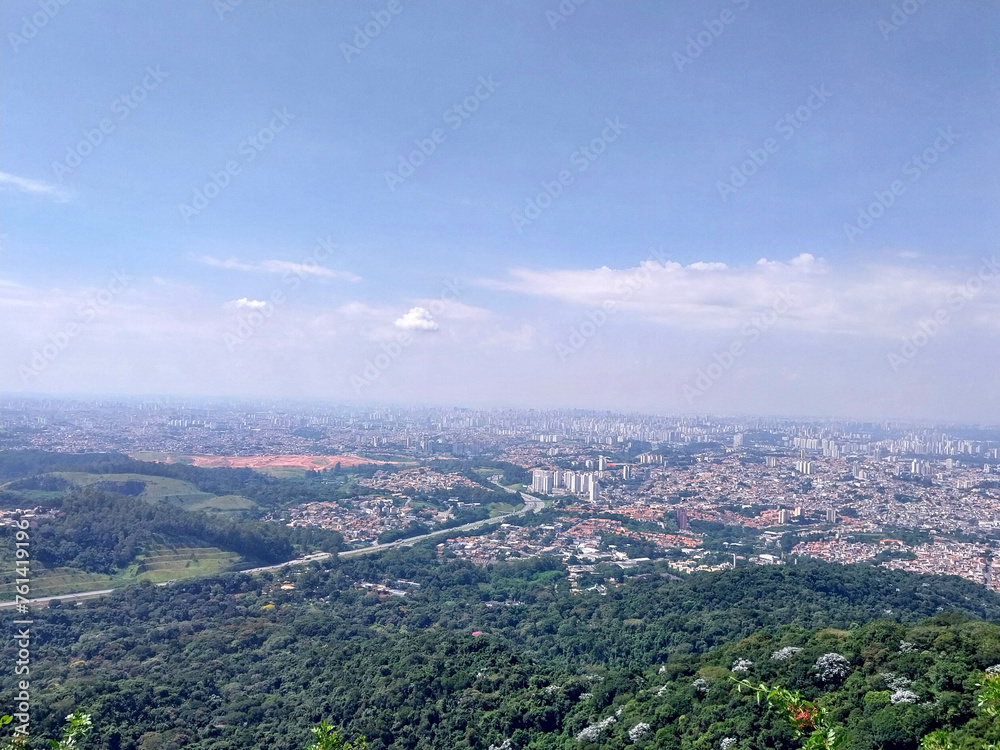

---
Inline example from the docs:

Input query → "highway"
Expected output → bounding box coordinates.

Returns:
[1,490,545,609]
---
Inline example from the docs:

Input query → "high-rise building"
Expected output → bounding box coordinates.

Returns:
[531,469,553,494]
[766,457,778,468]
[733,433,744,447]
[778,509,792,524]
[597,455,607,471]
[621,465,632,480]
[676,508,689,530]
[825,508,837,524]
[588,481,600,503]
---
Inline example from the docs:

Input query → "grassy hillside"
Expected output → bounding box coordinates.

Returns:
[0,540,242,598]
[51,471,259,513]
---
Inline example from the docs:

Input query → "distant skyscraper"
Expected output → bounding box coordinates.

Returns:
[733,433,744,447]
[825,508,837,523]
[766,457,778,468]
[778,509,792,524]
[588,481,600,503]
[597,455,607,471]
[621,465,632,480]
[676,508,689,530]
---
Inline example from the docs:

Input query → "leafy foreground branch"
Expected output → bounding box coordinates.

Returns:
[1,714,366,750]
[734,671,1000,750]
[306,721,368,750]
[0,711,91,749]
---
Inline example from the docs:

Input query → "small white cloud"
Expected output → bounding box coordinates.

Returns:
[232,298,269,309]
[196,255,360,282]
[687,261,728,271]
[0,171,70,201]
[394,306,439,331]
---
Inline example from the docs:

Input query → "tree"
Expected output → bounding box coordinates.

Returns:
[306,721,368,750]
[0,711,91,749]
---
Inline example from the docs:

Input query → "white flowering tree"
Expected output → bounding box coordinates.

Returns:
[814,653,851,683]
[772,646,803,661]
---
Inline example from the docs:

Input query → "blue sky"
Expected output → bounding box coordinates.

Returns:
[2,0,999,420]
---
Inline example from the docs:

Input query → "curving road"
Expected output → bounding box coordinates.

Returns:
[1,491,545,608]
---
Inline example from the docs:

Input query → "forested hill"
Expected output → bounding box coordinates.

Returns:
[0,450,308,510]
[13,550,1000,750]
[0,489,332,573]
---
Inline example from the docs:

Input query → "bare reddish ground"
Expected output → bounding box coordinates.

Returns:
[175,454,388,469]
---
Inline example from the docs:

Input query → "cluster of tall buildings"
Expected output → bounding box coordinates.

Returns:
[531,468,601,502]
[776,506,837,524]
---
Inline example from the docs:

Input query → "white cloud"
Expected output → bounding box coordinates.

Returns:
[394,306,439,331]
[231,298,269,309]
[412,298,491,321]
[195,254,360,282]
[477,253,1000,337]
[0,172,70,201]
